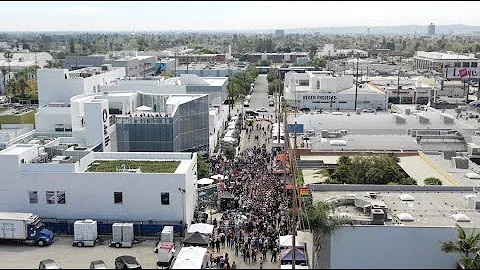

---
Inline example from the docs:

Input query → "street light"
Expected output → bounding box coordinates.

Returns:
[178,187,186,235]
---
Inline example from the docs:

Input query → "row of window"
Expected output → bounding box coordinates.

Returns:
[29,191,65,204]
[29,191,170,205]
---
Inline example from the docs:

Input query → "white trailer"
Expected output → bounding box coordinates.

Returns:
[111,223,134,248]
[161,226,174,243]
[0,212,54,246]
[73,219,98,247]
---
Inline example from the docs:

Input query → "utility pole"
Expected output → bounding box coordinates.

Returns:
[174,52,177,77]
[354,53,359,111]
[186,55,189,74]
[397,68,401,104]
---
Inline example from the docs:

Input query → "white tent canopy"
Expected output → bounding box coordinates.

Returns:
[187,223,214,234]
[210,174,228,181]
[465,172,480,179]
[222,137,237,143]
[279,235,305,248]
[196,178,214,185]
[171,246,207,269]
[136,105,153,111]
[280,265,309,269]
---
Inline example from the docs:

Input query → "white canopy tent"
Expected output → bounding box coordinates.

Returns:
[280,265,309,269]
[136,105,153,111]
[279,235,305,248]
[187,223,214,235]
[171,246,207,269]
[222,137,237,144]
[211,174,228,181]
[196,178,214,185]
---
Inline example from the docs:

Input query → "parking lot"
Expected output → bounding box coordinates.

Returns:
[0,236,164,269]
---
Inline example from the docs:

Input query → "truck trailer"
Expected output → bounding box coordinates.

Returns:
[0,212,54,246]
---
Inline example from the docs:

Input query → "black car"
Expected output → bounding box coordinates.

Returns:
[115,256,142,269]
[245,110,259,117]
[300,107,311,113]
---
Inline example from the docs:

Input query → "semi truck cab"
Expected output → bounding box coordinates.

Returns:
[27,218,54,246]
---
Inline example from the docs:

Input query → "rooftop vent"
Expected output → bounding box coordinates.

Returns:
[365,192,379,199]
[464,194,478,200]
[452,213,471,222]
[397,213,415,222]
[399,194,415,201]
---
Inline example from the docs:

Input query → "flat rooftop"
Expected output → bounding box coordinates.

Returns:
[86,160,180,173]
[0,144,35,156]
[312,190,480,227]
[415,51,477,60]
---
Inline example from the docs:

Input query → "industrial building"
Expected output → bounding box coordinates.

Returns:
[64,55,107,71]
[0,139,197,234]
[176,54,226,65]
[106,51,157,78]
[154,58,176,74]
[319,44,368,58]
[246,52,309,64]
[174,63,245,77]
[284,71,387,110]
[368,76,434,104]
[310,187,480,269]
[413,51,479,73]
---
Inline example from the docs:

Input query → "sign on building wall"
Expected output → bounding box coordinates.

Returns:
[446,68,480,80]
[302,95,337,101]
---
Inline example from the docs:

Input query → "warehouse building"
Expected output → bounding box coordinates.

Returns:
[284,71,387,111]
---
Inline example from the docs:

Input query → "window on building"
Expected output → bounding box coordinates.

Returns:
[29,191,38,204]
[462,62,470,68]
[114,192,123,204]
[46,191,56,204]
[56,191,65,204]
[472,62,478,68]
[161,192,170,205]
[454,62,461,67]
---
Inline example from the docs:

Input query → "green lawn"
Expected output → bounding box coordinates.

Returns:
[87,160,180,173]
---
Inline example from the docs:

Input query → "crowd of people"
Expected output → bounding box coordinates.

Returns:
[203,123,292,269]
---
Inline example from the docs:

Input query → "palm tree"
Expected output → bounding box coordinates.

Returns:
[1,66,6,94]
[301,201,353,268]
[3,52,13,73]
[441,224,480,269]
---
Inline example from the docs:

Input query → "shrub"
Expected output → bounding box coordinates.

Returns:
[424,177,442,185]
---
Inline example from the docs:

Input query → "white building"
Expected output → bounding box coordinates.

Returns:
[312,189,479,269]
[0,139,197,227]
[319,44,368,58]
[106,51,157,78]
[368,76,433,104]
[284,71,387,111]
[35,66,126,135]
[175,63,245,77]
[413,51,479,74]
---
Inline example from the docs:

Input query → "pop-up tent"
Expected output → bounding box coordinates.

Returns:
[187,223,214,235]
[280,248,307,264]
[171,246,207,269]
[279,235,305,249]
[182,232,209,247]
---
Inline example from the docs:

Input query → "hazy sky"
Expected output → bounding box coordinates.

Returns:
[2,1,480,31]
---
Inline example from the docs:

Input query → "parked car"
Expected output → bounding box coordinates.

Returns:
[115,256,142,269]
[39,260,61,269]
[362,108,375,113]
[90,260,107,269]
[300,107,310,113]
[256,107,268,112]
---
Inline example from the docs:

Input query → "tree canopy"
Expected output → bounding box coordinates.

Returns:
[442,224,480,269]
[325,155,417,185]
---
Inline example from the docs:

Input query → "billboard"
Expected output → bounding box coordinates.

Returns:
[446,67,480,80]
[288,123,304,134]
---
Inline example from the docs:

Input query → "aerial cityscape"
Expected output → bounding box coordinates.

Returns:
[2,1,480,269]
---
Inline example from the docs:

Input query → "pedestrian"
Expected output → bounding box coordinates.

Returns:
[271,247,277,262]
[235,242,239,256]
[259,257,264,269]
[246,248,251,263]
[216,238,221,252]
[231,262,237,269]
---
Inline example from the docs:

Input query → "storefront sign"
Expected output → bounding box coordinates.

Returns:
[302,95,336,101]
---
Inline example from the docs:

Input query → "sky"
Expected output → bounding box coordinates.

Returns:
[2,1,480,32]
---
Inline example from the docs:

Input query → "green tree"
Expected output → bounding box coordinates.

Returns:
[311,56,326,69]
[424,177,442,185]
[268,79,283,96]
[69,38,75,54]
[267,69,278,83]
[301,201,353,268]
[259,59,271,66]
[441,224,480,269]
[197,154,210,179]
[239,54,248,62]
[162,71,174,78]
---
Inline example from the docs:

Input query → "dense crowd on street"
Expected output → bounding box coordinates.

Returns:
[203,122,291,269]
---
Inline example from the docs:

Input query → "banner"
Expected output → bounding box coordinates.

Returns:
[446,67,480,79]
